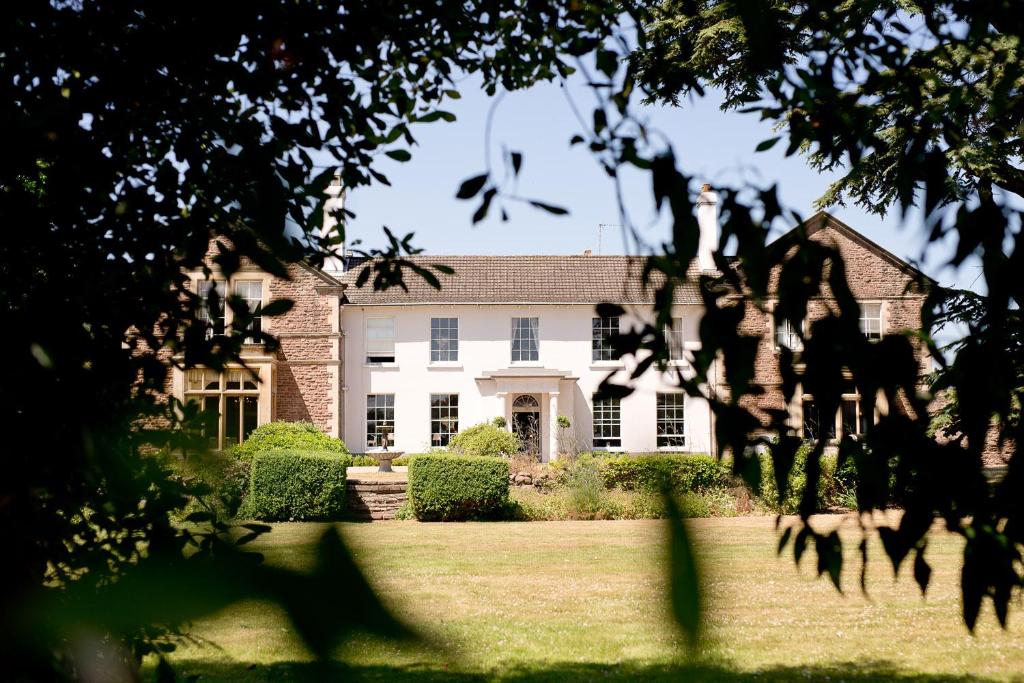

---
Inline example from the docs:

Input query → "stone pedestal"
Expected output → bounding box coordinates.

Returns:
[368,449,403,472]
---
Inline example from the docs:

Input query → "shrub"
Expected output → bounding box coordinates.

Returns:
[168,450,251,520]
[230,421,349,461]
[448,423,519,458]
[758,446,842,514]
[491,416,507,429]
[350,455,378,467]
[408,454,509,521]
[565,457,606,518]
[599,454,730,493]
[247,449,352,521]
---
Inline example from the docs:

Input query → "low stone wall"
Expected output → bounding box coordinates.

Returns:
[347,478,408,520]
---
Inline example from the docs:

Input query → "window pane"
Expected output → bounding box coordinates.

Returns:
[663,317,685,361]
[430,393,459,447]
[656,393,686,447]
[592,394,621,448]
[235,281,263,343]
[242,396,259,442]
[226,369,243,390]
[225,396,241,448]
[366,394,396,448]
[803,400,836,441]
[366,318,396,362]
[592,316,619,362]
[775,313,803,351]
[841,399,861,436]
[859,303,882,340]
[202,395,220,449]
[430,317,459,362]
[197,280,226,338]
[511,317,539,362]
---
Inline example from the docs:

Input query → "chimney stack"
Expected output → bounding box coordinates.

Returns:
[321,172,346,275]
[696,183,719,271]
[583,249,592,256]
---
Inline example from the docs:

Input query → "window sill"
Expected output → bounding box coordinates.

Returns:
[510,362,542,367]
[589,362,625,371]
[363,362,399,370]
[428,363,463,370]
[657,446,688,452]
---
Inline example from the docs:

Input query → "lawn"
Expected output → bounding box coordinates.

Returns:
[166,516,1024,682]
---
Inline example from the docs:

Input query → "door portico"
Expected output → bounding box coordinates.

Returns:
[478,368,577,462]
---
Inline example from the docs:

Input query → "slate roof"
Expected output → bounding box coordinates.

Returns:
[338,255,704,305]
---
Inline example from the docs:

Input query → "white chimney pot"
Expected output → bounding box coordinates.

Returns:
[696,183,719,271]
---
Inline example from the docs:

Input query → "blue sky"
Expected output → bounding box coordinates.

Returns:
[343,74,978,291]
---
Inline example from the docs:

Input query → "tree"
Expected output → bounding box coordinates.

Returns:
[0,2,622,678]
[555,0,1023,630]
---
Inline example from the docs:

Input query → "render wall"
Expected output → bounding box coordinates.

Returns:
[341,303,714,457]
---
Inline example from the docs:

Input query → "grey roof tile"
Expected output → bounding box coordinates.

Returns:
[338,255,704,305]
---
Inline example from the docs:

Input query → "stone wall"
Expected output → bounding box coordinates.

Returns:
[269,262,343,438]
[738,215,931,428]
[347,478,408,520]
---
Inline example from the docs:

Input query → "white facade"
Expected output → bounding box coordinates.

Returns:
[342,303,713,460]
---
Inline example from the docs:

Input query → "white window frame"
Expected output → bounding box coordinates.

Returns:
[365,316,397,365]
[592,316,620,362]
[664,316,686,363]
[656,392,687,450]
[366,393,396,449]
[774,311,804,352]
[859,302,883,340]
[196,279,226,339]
[430,317,459,363]
[592,394,622,450]
[430,393,459,448]
[511,316,539,363]
[234,280,264,344]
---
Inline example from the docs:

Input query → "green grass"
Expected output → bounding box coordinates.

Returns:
[165,516,1024,681]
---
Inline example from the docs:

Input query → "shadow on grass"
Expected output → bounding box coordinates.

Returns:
[166,660,1008,682]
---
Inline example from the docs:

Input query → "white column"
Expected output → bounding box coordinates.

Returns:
[549,392,560,462]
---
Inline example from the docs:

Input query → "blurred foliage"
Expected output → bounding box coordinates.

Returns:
[576,0,1022,631]
[0,1,621,678]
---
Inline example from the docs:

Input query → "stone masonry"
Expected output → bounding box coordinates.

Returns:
[347,478,408,520]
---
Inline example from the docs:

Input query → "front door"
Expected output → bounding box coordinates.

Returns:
[512,411,541,459]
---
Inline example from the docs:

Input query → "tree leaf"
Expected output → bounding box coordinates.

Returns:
[456,173,488,199]
[385,149,412,162]
[260,299,295,317]
[527,200,569,215]
[665,493,702,649]
[755,136,781,152]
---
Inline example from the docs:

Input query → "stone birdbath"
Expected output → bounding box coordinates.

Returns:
[368,449,403,473]
[370,427,399,472]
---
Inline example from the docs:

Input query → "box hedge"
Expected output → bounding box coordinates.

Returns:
[246,449,352,521]
[582,454,730,493]
[231,421,349,461]
[408,454,509,521]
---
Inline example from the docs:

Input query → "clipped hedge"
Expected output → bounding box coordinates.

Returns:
[408,454,509,521]
[231,421,349,461]
[246,449,352,521]
[584,454,729,493]
[757,446,853,514]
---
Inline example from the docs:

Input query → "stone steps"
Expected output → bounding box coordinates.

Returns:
[347,478,408,521]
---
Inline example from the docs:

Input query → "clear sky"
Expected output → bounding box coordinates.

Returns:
[343,73,979,291]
